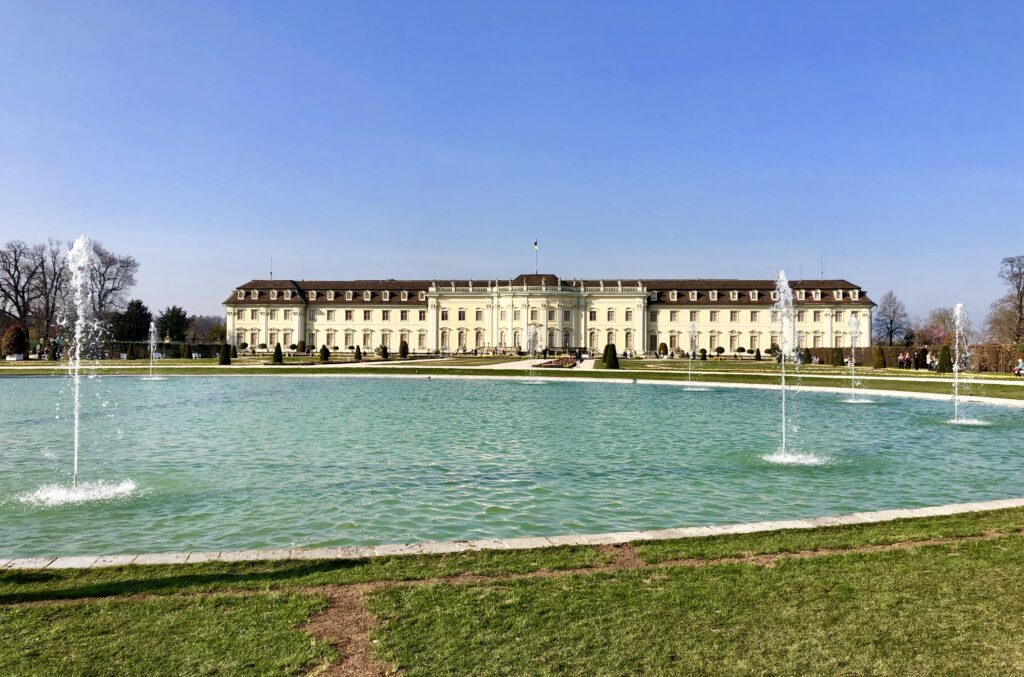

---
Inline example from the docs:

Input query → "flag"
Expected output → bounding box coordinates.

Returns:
[533,240,538,250]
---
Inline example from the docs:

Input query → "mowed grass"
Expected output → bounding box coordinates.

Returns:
[0,592,333,676]
[369,537,1024,676]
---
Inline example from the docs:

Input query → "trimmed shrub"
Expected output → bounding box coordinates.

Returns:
[354,345,362,361]
[399,340,409,359]
[289,344,297,351]
[603,344,620,369]
[380,344,389,360]
[231,345,238,358]
[658,342,668,356]
[272,343,283,364]
[239,342,248,350]
[937,344,953,373]
[258,343,267,350]
[831,347,844,367]
[1,325,28,356]
[699,348,707,361]
[715,346,725,357]
[737,346,746,354]
[319,345,330,362]
[754,348,762,361]
[296,341,307,354]
[873,347,886,369]
[218,343,231,365]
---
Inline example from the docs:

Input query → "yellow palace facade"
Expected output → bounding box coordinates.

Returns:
[224,273,874,355]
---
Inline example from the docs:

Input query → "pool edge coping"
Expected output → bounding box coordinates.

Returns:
[6,497,1024,570]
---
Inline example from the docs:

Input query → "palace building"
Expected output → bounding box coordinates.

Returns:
[224,274,874,355]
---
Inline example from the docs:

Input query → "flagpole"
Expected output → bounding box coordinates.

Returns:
[534,240,538,274]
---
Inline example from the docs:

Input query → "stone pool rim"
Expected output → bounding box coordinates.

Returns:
[4,496,1023,570]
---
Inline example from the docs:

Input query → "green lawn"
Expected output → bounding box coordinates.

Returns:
[0,593,333,676]
[4,508,1024,674]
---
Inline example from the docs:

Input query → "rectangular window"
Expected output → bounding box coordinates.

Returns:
[514,310,521,321]
[730,335,738,351]
[458,310,466,321]
[344,331,353,347]
[607,310,615,322]
[284,310,292,321]
[363,310,371,321]
[326,310,334,321]
[689,311,698,322]
[750,335,759,349]
[362,331,372,347]
[306,311,315,322]
[650,311,657,322]
[835,311,843,323]
[730,311,738,322]
[251,309,258,320]
[750,311,758,322]
[564,310,571,322]
[418,310,426,321]
[401,310,408,321]
[283,331,291,346]
[813,335,822,348]
[669,311,678,322]
[477,310,484,322]
[418,333,426,348]
[797,311,806,322]
[441,310,449,321]
[530,309,538,322]
[382,310,390,321]
[813,310,821,322]
[345,310,353,321]
[588,310,597,321]
[710,311,718,322]
[670,334,677,349]
[501,310,507,321]
[547,309,555,321]
[236,309,243,320]
[269,310,277,320]
[625,310,633,322]
[269,331,277,345]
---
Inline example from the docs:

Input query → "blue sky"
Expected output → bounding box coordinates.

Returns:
[1,1,1021,319]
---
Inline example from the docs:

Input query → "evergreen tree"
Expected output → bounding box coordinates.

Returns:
[319,345,330,362]
[1,325,27,357]
[354,345,362,361]
[754,348,762,361]
[380,344,389,360]
[873,346,887,369]
[937,344,953,373]
[273,343,283,364]
[831,347,844,367]
[218,343,231,365]
[231,345,238,359]
[296,340,306,354]
[603,344,620,369]
[156,305,193,342]
[802,347,813,364]
[107,299,153,342]
[399,340,409,359]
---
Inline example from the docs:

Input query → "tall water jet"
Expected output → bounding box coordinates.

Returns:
[843,313,871,403]
[948,303,984,424]
[141,321,166,381]
[66,236,94,486]
[687,321,696,384]
[762,271,824,465]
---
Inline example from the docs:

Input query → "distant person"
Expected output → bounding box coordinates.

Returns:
[1014,358,1023,377]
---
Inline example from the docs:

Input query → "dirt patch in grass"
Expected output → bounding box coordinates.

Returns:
[303,585,395,677]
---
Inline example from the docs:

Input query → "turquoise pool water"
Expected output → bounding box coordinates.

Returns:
[1,375,1021,558]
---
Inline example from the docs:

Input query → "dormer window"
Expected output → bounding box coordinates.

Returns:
[729,290,738,301]
[382,290,390,301]
[363,290,371,301]
[308,291,316,301]
[251,290,259,300]
[401,291,408,301]
[771,291,779,301]
[237,291,245,299]
[851,290,860,300]
[796,290,806,300]
[813,290,822,301]
[345,291,353,301]
[670,290,678,301]
[270,290,278,300]
[649,291,658,301]
[834,290,843,301]
[750,290,758,301]
[709,290,718,301]
[283,290,291,300]
[327,291,335,301]
[689,291,698,301]
[418,291,426,301]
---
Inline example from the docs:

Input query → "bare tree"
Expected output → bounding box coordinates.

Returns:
[89,241,139,318]
[0,240,42,337]
[31,239,69,342]
[872,290,910,346]
[988,255,1024,343]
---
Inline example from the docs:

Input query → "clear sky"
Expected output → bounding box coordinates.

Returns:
[1,1,1021,319]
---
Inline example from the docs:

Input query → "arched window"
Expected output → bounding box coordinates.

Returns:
[458,329,467,348]
[513,330,522,348]
[625,331,633,350]
[588,331,598,350]
[607,330,615,347]
[440,329,449,350]
[547,329,555,347]
[563,330,571,347]
[475,330,484,348]
[499,330,507,346]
